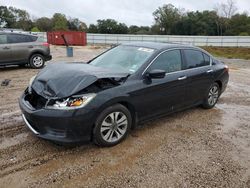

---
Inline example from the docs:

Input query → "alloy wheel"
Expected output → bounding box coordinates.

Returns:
[100,112,128,143]
[208,85,219,106]
[33,56,43,67]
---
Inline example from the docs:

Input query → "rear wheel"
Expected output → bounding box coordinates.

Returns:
[202,83,220,109]
[29,54,45,69]
[93,104,132,147]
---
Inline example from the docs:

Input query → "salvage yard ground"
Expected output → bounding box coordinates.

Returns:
[0,45,250,187]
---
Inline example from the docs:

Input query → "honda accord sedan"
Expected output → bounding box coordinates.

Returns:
[19,42,229,146]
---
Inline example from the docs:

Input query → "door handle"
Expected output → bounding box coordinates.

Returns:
[178,76,187,81]
[206,69,213,73]
[28,45,34,48]
[3,46,10,50]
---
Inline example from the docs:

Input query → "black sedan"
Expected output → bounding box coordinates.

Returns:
[19,42,229,146]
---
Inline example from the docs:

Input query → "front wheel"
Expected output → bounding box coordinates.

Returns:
[202,83,220,109]
[93,104,132,147]
[29,54,45,69]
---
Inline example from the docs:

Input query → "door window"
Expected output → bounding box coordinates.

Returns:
[184,49,209,69]
[203,53,210,66]
[0,34,7,44]
[7,34,34,43]
[149,50,182,73]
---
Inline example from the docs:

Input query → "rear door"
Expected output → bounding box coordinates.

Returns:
[134,49,187,120]
[182,49,213,106]
[7,34,36,62]
[0,34,12,64]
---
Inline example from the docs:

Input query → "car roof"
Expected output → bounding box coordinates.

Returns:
[0,31,35,36]
[123,42,199,50]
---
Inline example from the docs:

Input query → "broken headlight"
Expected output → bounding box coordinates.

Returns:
[28,75,36,93]
[29,75,36,86]
[47,93,96,110]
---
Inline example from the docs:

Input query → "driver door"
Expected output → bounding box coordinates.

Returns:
[132,49,187,121]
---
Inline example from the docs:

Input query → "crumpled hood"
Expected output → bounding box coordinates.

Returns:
[31,63,129,99]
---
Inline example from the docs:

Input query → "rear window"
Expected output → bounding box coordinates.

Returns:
[203,53,210,65]
[0,34,7,44]
[36,36,46,42]
[184,49,209,69]
[7,34,37,43]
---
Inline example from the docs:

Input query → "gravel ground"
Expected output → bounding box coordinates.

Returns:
[0,46,249,188]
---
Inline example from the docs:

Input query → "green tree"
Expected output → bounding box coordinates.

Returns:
[0,6,15,28]
[97,19,118,34]
[88,24,98,33]
[8,6,33,31]
[226,13,250,35]
[128,25,140,34]
[136,26,151,34]
[52,13,68,31]
[174,11,219,35]
[67,18,87,31]
[116,23,128,34]
[31,26,40,32]
[153,4,181,34]
[95,19,128,34]
[35,17,53,31]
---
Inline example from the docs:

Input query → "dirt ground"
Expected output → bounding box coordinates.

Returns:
[0,46,249,188]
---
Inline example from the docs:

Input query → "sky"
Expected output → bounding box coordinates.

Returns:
[1,0,250,26]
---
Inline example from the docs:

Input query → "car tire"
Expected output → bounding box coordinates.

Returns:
[93,104,132,147]
[29,54,45,69]
[202,83,220,109]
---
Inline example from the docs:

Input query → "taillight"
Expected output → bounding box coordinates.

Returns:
[225,65,229,72]
[42,42,49,47]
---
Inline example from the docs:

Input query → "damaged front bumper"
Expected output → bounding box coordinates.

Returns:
[19,92,96,144]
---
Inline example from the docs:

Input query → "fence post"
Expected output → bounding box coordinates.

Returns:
[237,36,239,47]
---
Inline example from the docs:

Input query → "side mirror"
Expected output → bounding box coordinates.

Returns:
[147,69,166,79]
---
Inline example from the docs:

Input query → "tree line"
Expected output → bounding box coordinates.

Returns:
[0,0,249,36]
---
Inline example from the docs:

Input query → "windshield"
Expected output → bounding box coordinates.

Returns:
[90,45,155,73]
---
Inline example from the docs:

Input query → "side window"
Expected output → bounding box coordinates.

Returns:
[0,34,7,44]
[184,49,208,69]
[30,35,38,42]
[203,53,210,66]
[149,50,182,73]
[7,34,33,43]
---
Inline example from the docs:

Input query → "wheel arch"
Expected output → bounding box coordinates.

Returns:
[215,80,222,91]
[92,97,138,134]
[28,50,45,61]
[117,101,137,130]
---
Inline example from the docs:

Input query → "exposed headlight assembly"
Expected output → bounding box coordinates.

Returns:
[47,93,96,110]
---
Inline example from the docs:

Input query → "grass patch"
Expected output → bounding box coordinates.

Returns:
[201,47,250,60]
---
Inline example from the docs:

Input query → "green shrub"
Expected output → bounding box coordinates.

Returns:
[239,32,249,36]
[31,27,40,32]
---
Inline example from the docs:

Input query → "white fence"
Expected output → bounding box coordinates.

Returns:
[87,33,250,47]
[9,31,249,47]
